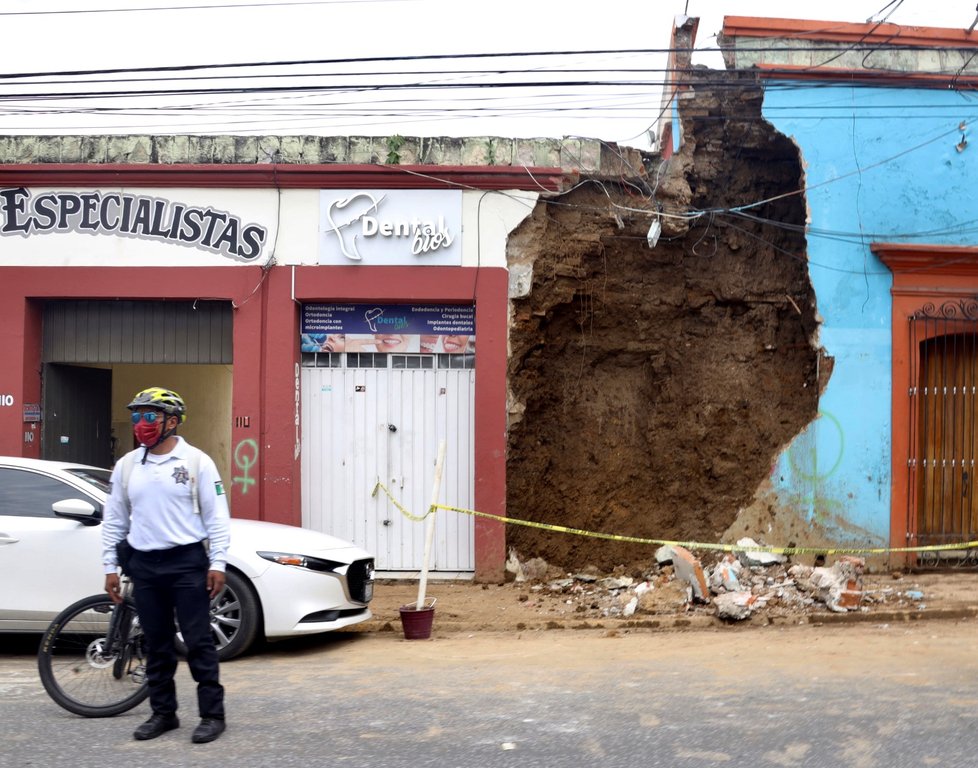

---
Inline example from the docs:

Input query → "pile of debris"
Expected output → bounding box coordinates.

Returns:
[506,539,929,623]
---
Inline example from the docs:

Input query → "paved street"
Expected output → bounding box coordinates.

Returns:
[3,618,978,768]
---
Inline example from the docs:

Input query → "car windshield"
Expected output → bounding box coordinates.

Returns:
[64,468,111,494]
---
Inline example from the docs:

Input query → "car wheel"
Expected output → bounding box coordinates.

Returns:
[176,570,261,661]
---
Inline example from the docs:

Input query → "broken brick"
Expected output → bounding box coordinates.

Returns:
[671,545,709,602]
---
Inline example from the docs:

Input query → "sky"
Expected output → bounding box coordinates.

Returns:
[1,0,976,148]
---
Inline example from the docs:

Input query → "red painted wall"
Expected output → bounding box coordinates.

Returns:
[0,263,509,581]
[0,162,544,581]
[0,266,266,524]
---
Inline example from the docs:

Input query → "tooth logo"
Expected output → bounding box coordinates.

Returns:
[323,193,384,261]
[364,307,384,331]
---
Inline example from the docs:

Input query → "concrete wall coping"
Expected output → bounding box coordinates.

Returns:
[0,134,652,179]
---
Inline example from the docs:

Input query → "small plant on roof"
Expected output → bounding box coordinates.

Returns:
[385,135,406,165]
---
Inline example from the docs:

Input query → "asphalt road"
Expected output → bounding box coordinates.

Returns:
[3,620,978,768]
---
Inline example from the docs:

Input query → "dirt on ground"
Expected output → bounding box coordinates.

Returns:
[362,564,978,635]
[503,71,822,573]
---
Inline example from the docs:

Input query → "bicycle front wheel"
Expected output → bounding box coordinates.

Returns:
[37,594,149,717]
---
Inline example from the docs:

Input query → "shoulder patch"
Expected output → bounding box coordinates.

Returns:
[215,480,225,496]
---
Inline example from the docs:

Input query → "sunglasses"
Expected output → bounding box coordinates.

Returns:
[131,411,165,424]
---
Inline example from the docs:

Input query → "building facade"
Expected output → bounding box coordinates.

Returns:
[0,135,614,580]
[715,17,978,563]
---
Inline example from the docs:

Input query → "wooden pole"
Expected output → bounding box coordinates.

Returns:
[416,439,446,610]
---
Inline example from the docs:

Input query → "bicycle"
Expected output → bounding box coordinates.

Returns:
[37,576,150,717]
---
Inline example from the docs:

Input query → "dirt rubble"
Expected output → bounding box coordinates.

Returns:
[358,552,978,636]
[503,69,826,574]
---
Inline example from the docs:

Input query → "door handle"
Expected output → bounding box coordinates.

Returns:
[388,424,397,433]
[0,534,18,545]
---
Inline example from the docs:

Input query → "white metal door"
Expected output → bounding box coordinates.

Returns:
[301,358,474,572]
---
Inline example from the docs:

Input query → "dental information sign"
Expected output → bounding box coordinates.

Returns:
[301,303,475,355]
[318,189,462,266]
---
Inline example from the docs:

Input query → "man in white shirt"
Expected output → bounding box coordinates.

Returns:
[102,387,230,744]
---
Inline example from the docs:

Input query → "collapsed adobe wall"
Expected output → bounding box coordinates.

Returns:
[505,69,823,572]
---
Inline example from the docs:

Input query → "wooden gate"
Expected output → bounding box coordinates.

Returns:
[908,302,978,564]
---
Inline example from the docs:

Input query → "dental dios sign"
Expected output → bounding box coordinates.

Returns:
[318,189,462,266]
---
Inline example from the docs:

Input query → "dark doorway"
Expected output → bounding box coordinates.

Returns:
[42,364,113,468]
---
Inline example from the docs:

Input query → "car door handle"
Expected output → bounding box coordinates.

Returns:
[0,534,19,545]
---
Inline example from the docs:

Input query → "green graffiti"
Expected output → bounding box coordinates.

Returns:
[787,410,845,482]
[233,439,258,494]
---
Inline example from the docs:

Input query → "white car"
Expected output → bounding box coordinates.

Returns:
[0,456,374,659]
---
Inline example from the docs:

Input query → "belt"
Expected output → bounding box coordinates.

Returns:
[135,540,206,558]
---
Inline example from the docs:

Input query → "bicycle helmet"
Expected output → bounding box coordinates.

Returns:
[126,387,187,423]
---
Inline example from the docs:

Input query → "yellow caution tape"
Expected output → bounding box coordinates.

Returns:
[372,482,431,523]
[371,482,978,556]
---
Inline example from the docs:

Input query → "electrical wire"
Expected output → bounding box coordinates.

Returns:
[0,49,704,82]
[1,44,974,82]
[866,0,905,24]
[0,22,972,248]
[1,76,976,138]
[0,0,399,16]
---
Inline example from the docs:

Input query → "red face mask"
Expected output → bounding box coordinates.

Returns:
[133,413,164,446]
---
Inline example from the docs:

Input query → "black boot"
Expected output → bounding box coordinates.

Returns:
[191,717,226,744]
[133,713,180,741]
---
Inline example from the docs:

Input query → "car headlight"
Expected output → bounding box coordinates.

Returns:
[257,551,346,573]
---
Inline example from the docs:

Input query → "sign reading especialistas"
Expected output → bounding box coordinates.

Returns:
[0,187,269,262]
[318,189,462,266]
[301,303,475,355]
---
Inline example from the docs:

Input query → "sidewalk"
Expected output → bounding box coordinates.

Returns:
[355,570,978,635]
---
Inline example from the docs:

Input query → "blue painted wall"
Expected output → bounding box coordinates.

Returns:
[758,83,978,545]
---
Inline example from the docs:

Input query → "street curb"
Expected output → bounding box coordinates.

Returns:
[350,604,978,635]
[803,605,978,625]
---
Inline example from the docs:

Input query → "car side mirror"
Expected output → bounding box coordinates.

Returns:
[53,498,101,526]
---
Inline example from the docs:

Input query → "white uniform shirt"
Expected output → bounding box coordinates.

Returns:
[101,436,231,574]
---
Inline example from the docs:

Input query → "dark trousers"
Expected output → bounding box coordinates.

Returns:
[129,542,225,720]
